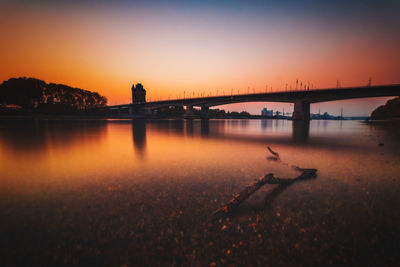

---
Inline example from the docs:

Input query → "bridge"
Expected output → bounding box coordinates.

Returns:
[108,84,400,120]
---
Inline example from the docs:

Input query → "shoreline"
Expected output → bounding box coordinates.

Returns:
[0,114,371,121]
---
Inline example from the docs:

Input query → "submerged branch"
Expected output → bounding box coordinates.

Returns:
[212,167,317,218]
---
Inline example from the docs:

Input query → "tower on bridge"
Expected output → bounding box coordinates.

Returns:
[131,83,146,104]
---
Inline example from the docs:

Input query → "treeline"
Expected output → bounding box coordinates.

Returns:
[0,77,107,112]
[371,97,400,120]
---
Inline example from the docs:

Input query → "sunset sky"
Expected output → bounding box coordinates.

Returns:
[1,0,399,115]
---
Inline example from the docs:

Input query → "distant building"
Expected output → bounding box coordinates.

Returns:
[261,107,273,116]
[132,83,146,103]
[310,111,341,120]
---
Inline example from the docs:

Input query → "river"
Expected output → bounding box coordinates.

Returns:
[0,119,399,265]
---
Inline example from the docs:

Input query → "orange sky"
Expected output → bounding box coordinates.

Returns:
[1,2,399,115]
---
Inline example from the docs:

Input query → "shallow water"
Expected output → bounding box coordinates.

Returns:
[0,119,399,265]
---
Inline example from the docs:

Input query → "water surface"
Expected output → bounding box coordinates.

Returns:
[0,119,399,265]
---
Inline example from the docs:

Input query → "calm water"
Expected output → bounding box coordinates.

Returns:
[0,119,399,265]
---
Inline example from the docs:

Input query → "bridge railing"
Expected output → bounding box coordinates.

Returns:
[148,83,384,103]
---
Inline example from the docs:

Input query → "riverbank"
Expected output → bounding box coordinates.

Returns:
[0,113,369,121]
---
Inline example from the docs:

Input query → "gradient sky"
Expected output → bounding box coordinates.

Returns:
[1,0,399,115]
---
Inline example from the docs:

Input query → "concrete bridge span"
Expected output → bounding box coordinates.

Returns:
[108,84,400,120]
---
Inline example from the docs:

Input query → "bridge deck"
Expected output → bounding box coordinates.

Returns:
[108,84,400,110]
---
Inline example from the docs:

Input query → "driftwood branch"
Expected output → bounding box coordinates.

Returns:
[267,146,280,161]
[267,146,280,158]
[212,167,317,217]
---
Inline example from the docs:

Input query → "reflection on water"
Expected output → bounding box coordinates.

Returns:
[0,119,107,153]
[261,119,272,131]
[292,120,310,143]
[1,118,399,189]
[0,118,400,265]
[131,119,147,157]
[200,118,209,137]
[128,119,395,158]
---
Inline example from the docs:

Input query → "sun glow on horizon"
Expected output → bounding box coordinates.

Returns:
[1,1,399,115]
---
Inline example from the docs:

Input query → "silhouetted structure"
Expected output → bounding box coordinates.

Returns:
[108,84,400,121]
[261,108,273,116]
[310,112,342,120]
[0,77,107,112]
[131,83,146,103]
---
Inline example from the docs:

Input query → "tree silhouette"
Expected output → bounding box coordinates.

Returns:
[0,77,107,112]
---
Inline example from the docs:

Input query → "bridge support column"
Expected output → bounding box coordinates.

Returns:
[128,105,133,115]
[292,100,310,120]
[143,107,153,116]
[184,106,196,119]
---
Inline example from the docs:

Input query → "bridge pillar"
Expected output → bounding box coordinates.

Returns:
[184,106,196,119]
[143,107,153,116]
[128,105,133,115]
[292,100,310,120]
